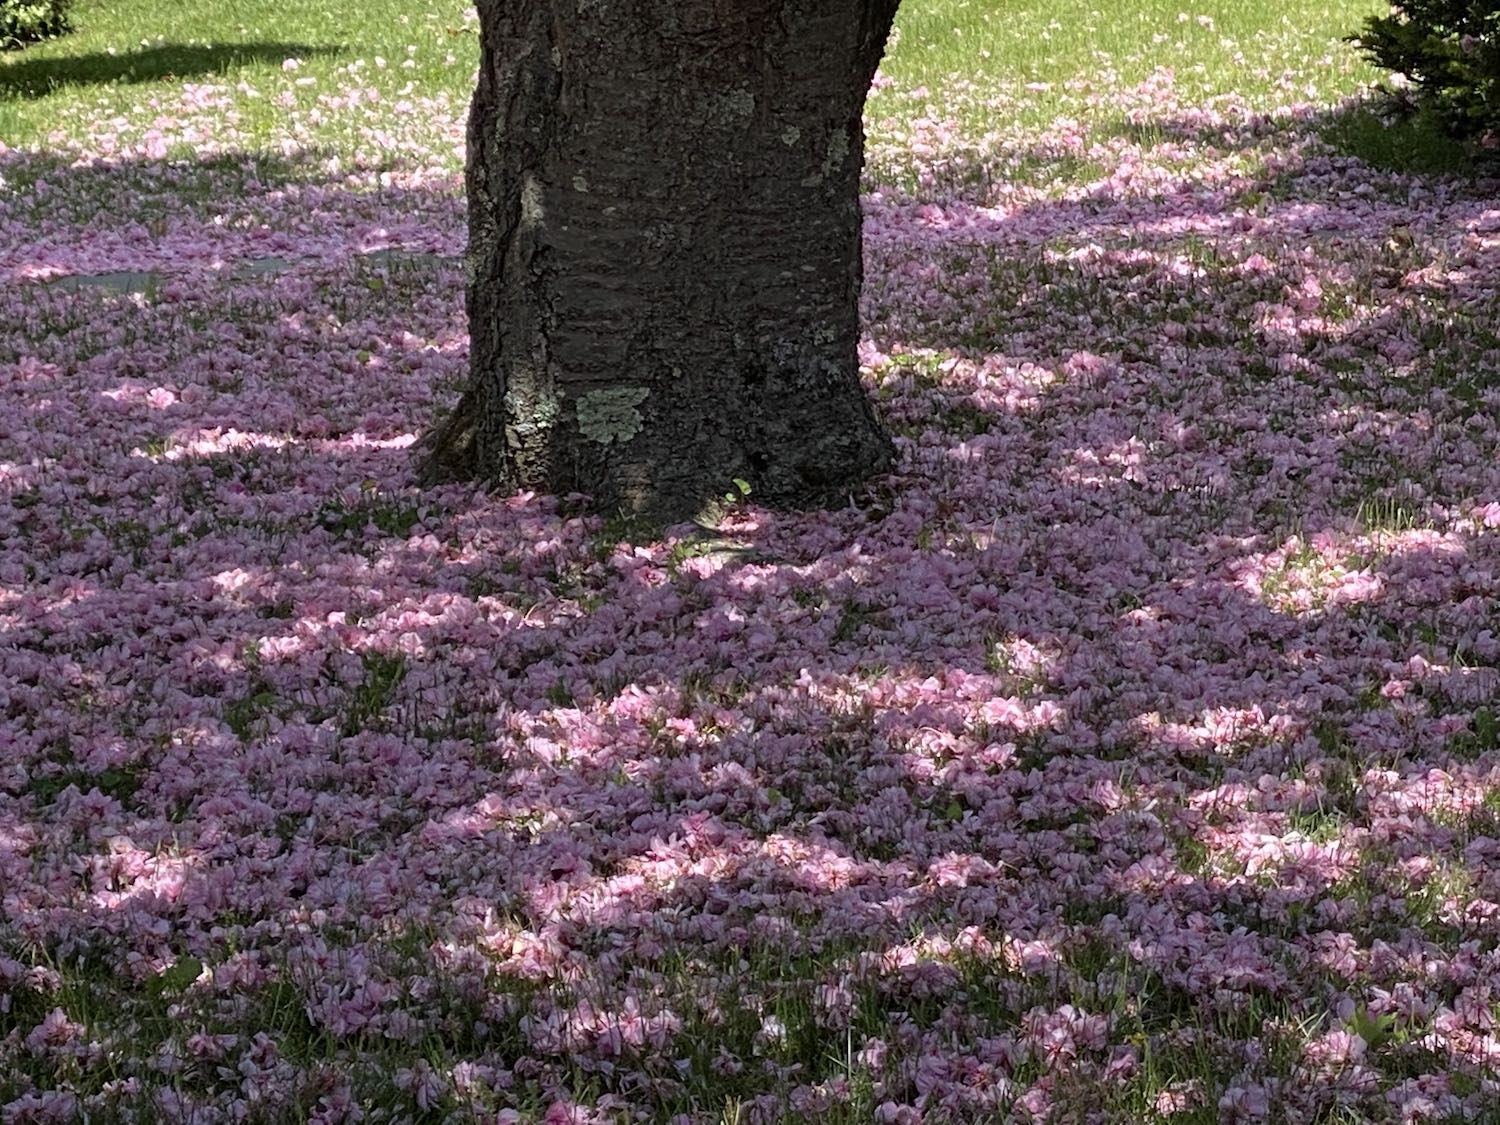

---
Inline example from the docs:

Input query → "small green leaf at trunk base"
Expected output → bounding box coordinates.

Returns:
[149,956,203,997]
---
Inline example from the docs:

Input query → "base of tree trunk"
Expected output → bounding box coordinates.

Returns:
[421,0,900,525]
[418,391,482,484]
[419,365,895,522]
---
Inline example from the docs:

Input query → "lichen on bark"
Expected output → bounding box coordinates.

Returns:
[576,387,650,446]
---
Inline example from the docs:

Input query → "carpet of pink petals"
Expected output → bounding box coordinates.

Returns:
[3,39,1500,1125]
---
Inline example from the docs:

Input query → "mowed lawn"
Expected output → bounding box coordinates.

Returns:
[4,0,1500,1122]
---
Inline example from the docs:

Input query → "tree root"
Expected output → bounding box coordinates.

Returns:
[415,389,482,486]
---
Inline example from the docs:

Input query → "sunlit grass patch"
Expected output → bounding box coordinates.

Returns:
[0,0,477,153]
[883,0,1383,117]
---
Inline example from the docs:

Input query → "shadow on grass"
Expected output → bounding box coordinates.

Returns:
[898,91,1499,203]
[1320,98,1493,178]
[0,41,343,99]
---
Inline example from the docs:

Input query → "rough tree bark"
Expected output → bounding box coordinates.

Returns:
[420,0,901,523]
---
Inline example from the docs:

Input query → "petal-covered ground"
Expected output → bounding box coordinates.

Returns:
[3,10,1500,1125]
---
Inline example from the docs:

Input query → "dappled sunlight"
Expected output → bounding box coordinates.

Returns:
[1,6,1500,1124]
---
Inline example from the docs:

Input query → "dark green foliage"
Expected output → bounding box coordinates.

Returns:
[1,0,71,49]
[1351,1,1500,143]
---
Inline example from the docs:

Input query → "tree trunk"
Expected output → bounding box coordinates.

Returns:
[421,0,900,523]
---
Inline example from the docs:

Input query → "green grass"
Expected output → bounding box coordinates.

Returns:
[4,0,1481,178]
[1321,101,1480,175]
[0,0,1384,144]
[0,0,476,149]
[883,0,1383,113]
[880,0,1495,180]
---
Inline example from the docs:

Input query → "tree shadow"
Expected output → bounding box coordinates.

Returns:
[1091,94,1497,180]
[1,124,1499,1120]
[871,89,1500,208]
[0,42,343,100]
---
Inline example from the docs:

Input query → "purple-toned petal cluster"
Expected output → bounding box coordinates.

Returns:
[2,29,1500,1125]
